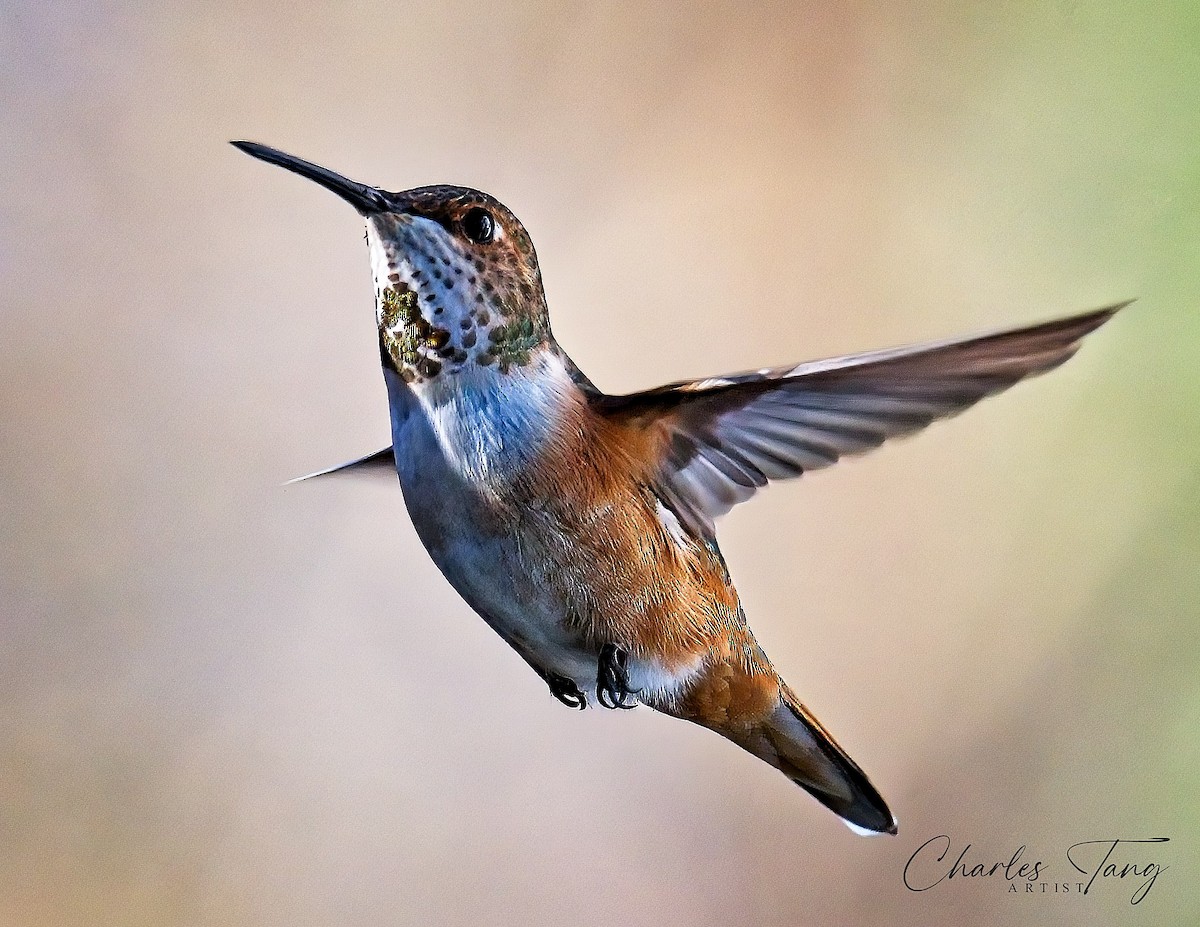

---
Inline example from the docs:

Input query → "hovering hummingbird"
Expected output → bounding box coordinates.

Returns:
[234,140,1126,836]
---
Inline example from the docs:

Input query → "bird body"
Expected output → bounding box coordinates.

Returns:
[382,342,753,720]
[382,346,887,831]
[235,140,1127,836]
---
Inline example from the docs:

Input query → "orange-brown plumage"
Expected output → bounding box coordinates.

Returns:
[509,384,743,668]
[512,387,895,830]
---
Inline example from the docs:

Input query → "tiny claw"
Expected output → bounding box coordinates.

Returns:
[596,643,641,710]
[547,672,587,710]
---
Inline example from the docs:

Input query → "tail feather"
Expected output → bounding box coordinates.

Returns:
[652,636,896,834]
[748,688,897,835]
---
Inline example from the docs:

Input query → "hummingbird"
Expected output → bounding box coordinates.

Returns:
[234,140,1127,836]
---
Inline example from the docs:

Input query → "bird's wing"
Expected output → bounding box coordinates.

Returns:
[596,302,1128,538]
[285,447,395,485]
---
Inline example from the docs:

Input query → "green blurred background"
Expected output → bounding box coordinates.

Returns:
[2,2,1197,924]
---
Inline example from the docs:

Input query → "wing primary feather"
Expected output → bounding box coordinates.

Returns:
[594,300,1129,535]
[285,447,396,485]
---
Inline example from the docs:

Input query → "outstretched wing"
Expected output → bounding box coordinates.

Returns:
[597,302,1129,538]
[285,447,395,485]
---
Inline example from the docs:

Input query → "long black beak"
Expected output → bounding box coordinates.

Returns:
[231,141,391,215]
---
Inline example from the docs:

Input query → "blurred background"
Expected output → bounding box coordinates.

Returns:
[2,2,1197,924]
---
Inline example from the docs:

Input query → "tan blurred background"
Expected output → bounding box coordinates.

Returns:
[2,2,1197,925]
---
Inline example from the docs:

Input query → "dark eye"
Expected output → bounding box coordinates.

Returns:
[461,207,495,244]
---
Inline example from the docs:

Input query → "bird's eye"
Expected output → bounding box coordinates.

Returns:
[461,207,496,244]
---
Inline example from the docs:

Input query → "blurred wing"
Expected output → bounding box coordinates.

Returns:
[599,302,1128,538]
[285,447,395,485]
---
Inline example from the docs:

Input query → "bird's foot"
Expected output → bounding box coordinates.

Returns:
[597,643,640,709]
[546,672,587,710]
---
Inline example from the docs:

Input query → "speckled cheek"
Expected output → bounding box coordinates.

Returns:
[368,214,496,382]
